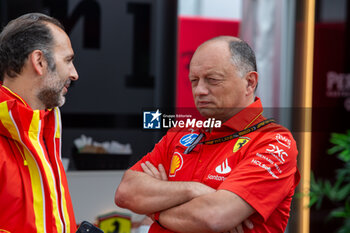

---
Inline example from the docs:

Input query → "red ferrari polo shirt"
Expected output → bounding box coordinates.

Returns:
[131,97,300,233]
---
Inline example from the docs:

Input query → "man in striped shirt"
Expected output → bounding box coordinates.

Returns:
[0,13,79,233]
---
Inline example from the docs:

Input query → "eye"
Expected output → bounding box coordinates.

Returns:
[189,77,199,85]
[207,77,220,85]
[66,55,75,63]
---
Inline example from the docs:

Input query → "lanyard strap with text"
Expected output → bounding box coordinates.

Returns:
[184,118,276,154]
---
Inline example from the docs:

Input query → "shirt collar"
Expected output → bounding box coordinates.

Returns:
[218,97,265,132]
[0,82,53,117]
[1,82,30,107]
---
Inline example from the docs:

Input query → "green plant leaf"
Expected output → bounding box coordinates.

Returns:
[336,184,350,201]
[310,173,323,193]
[309,196,318,207]
[330,134,348,146]
[338,150,350,162]
[310,130,350,232]
[345,199,350,212]
[337,167,350,182]
[315,195,324,210]
[328,145,345,155]
[334,175,345,190]
[337,225,350,233]
[330,208,347,218]
[324,180,333,198]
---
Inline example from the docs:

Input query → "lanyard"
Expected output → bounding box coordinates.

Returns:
[184,118,275,154]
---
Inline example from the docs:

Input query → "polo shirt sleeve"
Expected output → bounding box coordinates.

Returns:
[218,131,300,222]
[130,129,176,173]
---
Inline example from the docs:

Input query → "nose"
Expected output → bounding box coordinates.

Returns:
[70,65,79,81]
[193,78,209,96]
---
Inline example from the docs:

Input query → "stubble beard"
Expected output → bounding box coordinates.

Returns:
[37,70,67,109]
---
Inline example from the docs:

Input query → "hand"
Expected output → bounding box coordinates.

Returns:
[141,161,168,181]
[141,161,215,197]
[224,219,254,233]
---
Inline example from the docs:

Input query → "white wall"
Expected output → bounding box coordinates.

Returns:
[178,0,242,20]
[67,171,140,222]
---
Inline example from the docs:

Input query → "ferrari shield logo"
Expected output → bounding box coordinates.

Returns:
[233,138,250,152]
[98,212,131,233]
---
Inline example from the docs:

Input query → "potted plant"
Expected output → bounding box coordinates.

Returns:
[309,130,350,233]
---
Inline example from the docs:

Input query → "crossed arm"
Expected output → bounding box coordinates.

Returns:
[115,162,255,233]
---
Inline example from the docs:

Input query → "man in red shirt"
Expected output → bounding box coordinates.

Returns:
[115,36,300,233]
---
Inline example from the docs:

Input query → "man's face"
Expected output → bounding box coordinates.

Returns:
[189,41,249,122]
[38,24,78,109]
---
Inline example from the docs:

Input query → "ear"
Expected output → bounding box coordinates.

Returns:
[29,50,47,76]
[245,71,258,96]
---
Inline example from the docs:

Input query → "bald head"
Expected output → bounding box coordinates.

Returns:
[194,36,257,78]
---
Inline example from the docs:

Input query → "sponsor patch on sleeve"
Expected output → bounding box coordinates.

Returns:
[275,133,291,149]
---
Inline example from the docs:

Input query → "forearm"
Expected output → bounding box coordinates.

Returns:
[158,190,255,233]
[115,169,214,214]
[158,197,216,233]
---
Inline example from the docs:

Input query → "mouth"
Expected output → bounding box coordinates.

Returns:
[64,81,71,88]
[196,101,212,108]
[63,81,71,93]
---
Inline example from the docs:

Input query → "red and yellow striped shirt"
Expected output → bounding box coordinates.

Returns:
[0,84,76,233]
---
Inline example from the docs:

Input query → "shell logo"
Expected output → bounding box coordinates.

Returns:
[169,152,183,177]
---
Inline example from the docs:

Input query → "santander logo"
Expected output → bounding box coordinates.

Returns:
[215,158,231,174]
